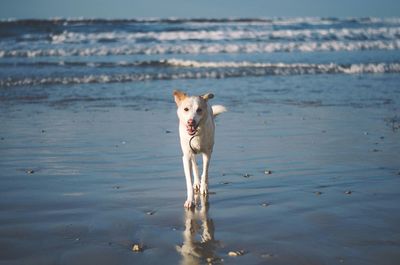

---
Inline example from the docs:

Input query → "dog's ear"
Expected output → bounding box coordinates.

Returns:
[201,93,214,101]
[173,90,187,106]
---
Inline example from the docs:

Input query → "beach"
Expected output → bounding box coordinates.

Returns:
[1,75,400,264]
[1,18,400,264]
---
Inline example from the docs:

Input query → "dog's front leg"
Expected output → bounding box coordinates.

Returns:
[182,154,195,208]
[200,153,211,195]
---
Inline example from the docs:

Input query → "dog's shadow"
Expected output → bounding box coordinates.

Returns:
[176,194,221,264]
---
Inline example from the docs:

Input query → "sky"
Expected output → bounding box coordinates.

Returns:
[0,0,399,19]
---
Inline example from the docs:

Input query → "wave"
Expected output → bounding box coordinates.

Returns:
[0,61,141,68]
[1,61,399,87]
[46,27,400,44]
[1,40,400,58]
[2,59,400,71]
[145,60,400,71]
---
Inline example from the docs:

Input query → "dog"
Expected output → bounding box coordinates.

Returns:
[173,90,226,208]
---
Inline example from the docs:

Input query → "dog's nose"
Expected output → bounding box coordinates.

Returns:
[187,119,196,126]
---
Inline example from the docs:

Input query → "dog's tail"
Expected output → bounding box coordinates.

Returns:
[212,105,227,117]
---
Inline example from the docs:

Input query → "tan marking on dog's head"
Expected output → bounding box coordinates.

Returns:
[173,90,188,106]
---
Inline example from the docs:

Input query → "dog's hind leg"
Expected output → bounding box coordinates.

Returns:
[183,155,195,208]
[200,153,211,195]
[191,158,200,192]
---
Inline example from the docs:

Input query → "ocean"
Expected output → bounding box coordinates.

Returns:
[0,17,400,110]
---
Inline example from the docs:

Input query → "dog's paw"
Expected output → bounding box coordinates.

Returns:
[184,200,195,209]
[193,183,200,193]
[200,184,209,195]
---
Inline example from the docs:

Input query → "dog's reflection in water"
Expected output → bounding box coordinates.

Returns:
[177,194,221,264]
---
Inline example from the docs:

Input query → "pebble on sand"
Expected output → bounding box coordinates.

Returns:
[219,181,231,185]
[261,253,275,259]
[132,244,144,252]
[228,250,245,257]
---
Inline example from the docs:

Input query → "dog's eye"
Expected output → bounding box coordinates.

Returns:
[196,108,202,113]
[184,107,189,112]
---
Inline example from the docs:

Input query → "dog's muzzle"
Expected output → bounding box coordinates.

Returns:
[186,119,198,136]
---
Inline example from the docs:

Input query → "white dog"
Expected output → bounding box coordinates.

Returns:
[173,90,226,208]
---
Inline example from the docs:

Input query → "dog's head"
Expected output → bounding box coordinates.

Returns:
[173,90,214,136]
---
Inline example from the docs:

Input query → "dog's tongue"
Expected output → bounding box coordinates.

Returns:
[187,125,197,135]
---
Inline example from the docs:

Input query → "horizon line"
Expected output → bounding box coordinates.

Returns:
[1,16,399,21]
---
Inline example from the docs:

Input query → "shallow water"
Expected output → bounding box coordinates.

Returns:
[1,74,400,264]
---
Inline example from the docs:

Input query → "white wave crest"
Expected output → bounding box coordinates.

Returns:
[162,59,400,73]
[1,61,399,87]
[1,40,400,58]
[48,27,400,44]
[163,59,400,74]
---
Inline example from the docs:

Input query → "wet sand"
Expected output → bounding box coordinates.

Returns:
[1,88,400,265]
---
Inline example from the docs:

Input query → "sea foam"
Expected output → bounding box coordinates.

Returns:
[1,40,400,58]
[47,27,400,43]
[1,61,399,87]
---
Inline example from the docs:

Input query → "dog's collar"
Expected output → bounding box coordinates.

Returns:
[189,134,199,154]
